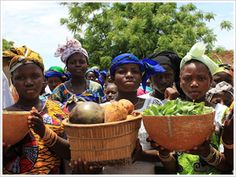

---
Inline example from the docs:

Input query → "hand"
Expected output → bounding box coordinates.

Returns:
[146,137,171,156]
[28,107,45,138]
[164,86,179,100]
[185,140,211,157]
[69,158,102,174]
[132,139,143,162]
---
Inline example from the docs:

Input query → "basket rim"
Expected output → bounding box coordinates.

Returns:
[3,111,31,115]
[143,110,215,118]
[62,112,142,127]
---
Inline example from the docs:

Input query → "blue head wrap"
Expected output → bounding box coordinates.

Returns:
[110,53,165,91]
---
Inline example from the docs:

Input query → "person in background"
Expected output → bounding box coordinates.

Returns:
[2,71,14,108]
[206,81,233,107]
[2,52,19,103]
[50,38,105,111]
[158,42,232,174]
[45,66,69,92]
[104,82,118,101]
[212,64,233,87]
[3,46,70,174]
[137,79,152,96]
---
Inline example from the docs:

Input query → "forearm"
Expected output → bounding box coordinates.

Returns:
[50,136,71,160]
[158,152,177,174]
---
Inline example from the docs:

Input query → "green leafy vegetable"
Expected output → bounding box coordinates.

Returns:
[143,98,214,116]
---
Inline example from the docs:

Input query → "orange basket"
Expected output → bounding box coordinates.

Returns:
[3,111,30,145]
[62,112,142,166]
[143,111,215,151]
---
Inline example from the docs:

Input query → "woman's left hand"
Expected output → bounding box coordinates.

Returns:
[28,107,45,138]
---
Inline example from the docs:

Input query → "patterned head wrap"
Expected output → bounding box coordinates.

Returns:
[3,46,44,73]
[55,38,89,64]
[110,53,165,91]
[180,42,218,76]
[45,66,69,81]
[206,81,233,102]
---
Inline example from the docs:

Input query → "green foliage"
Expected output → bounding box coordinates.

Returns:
[143,98,214,116]
[60,2,231,69]
[2,38,14,51]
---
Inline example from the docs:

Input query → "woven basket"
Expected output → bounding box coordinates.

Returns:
[3,111,30,145]
[62,112,142,165]
[143,111,215,151]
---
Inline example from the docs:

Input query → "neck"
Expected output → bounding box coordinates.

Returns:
[16,98,42,111]
[71,77,86,85]
[116,91,139,105]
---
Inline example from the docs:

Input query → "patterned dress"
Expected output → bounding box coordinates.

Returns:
[49,80,105,105]
[3,100,68,174]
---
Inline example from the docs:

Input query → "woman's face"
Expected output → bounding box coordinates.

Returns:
[151,64,175,93]
[180,62,212,101]
[47,76,63,91]
[12,64,45,100]
[66,53,88,77]
[114,64,142,92]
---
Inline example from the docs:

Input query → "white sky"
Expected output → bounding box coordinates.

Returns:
[1,1,235,70]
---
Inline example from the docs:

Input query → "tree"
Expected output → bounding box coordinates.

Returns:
[60,2,232,69]
[2,38,14,51]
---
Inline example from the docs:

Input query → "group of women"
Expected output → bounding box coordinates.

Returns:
[2,39,234,174]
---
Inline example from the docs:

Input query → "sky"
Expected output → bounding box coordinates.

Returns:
[1,1,235,70]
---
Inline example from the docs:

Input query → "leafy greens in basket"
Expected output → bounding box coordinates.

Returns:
[143,98,214,116]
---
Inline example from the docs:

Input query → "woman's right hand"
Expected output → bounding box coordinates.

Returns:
[146,137,171,156]
[70,158,102,174]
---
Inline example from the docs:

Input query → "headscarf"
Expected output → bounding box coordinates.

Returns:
[214,64,233,77]
[110,53,165,91]
[45,66,69,81]
[180,42,218,75]
[85,68,104,86]
[206,81,233,102]
[148,51,181,84]
[55,38,88,64]
[3,46,44,73]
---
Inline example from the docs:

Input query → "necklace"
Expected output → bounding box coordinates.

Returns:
[69,80,87,93]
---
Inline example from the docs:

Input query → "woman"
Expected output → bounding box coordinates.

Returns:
[71,53,165,174]
[159,42,232,174]
[3,46,70,174]
[50,39,105,109]
[147,51,183,100]
[45,66,69,92]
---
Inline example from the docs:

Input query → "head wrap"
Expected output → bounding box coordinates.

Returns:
[214,64,233,77]
[110,53,165,91]
[85,68,104,86]
[100,70,107,78]
[206,81,233,102]
[55,38,89,64]
[180,42,218,75]
[3,46,44,73]
[148,51,181,83]
[45,66,69,81]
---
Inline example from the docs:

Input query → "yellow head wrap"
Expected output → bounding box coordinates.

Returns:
[3,46,44,73]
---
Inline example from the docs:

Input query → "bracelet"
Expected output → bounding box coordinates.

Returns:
[201,146,216,162]
[207,150,223,166]
[222,140,234,149]
[42,126,58,147]
[159,153,173,162]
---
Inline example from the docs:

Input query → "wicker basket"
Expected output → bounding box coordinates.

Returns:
[143,111,215,151]
[62,112,142,165]
[3,111,30,145]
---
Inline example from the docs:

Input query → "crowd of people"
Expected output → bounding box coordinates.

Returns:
[2,39,234,174]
